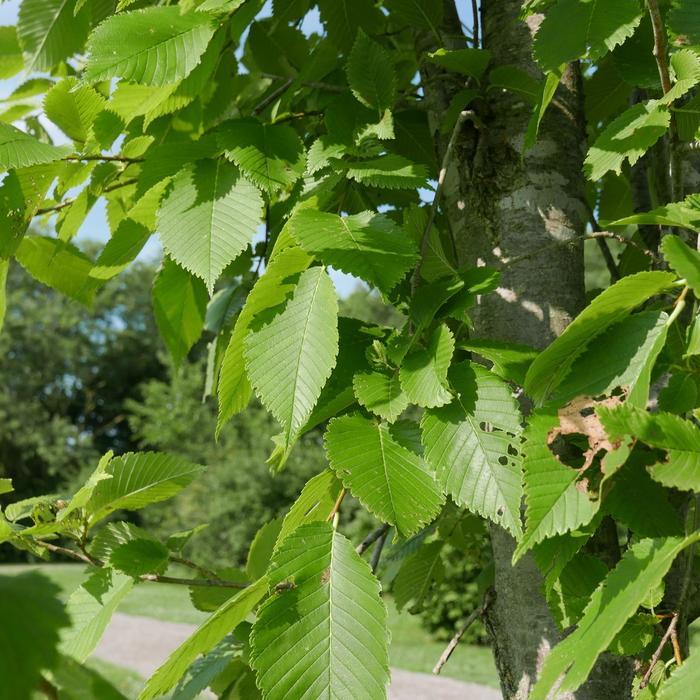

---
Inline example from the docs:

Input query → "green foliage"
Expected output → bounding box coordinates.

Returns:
[2,0,700,696]
[250,522,390,699]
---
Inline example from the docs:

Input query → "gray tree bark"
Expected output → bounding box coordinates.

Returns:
[421,1,635,697]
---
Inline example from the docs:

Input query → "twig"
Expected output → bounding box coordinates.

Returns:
[35,539,95,566]
[261,72,346,94]
[170,554,221,581]
[370,528,389,573]
[141,574,247,589]
[433,606,483,674]
[412,109,475,292]
[587,207,621,281]
[326,488,346,522]
[646,0,681,199]
[471,0,480,48]
[63,154,143,164]
[35,178,138,216]
[671,626,683,666]
[640,613,680,688]
[254,77,294,114]
[356,523,390,556]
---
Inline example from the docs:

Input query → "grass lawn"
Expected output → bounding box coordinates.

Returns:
[3,563,499,689]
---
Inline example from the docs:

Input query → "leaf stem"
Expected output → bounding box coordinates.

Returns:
[666,285,689,326]
[326,488,346,523]
[640,612,679,688]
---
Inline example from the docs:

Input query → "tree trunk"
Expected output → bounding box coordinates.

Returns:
[421,1,635,697]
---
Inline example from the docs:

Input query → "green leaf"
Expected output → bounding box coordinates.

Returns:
[422,362,523,536]
[157,159,262,292]
[0,258,7,334]
[250,522,390,699]
[384,0,443,29]
[15,236,98,305]
[608,194,700,231]
[317,0,381,52]
[524,271,677,405]
[0,27,23,78]
[219,118,306,195]
[546,553,608,629]
[0,122,68,171]
[0,477,12,495]
[44,78,105,144]
[171,636,240,700]
[325,413,444,536]
[246,517,283,581]
[353,370,408,422]
[61,568,134,663]
[346,154,428,189]
[514,409,599,561]
[552,311,668,408]
[110,538,170,577]
[584,101,671,180]
[661,234,700,297]
[533,0,642,72]
[346,30,395,112]
[392,540,445,613]
[426,48,492,79]
[86,452,205,525]
[189,569,247,613]
[289,208,418,294]
[217,243,312,434]
[244,266,339,448]
[658,649,700,699]
[52,654,130,700]
[531,536,699,700]
[18,0,89,72]
[276,469,343,548]
[524,67,562,150]
[85,8,216,86]
[90,219,153,281]
[140,578,268,700]
[669,0,700,44]
[153,259,208,367]
[58,451,113,523]
[599,405,700,492]
[89,521,154,562]
[0,572,70,698]
[400,324,454,408]
[460,339,538,386]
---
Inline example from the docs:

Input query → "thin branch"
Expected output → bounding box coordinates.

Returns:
[35,178,138,216]
[471,0,480,48]
[587,207,621,281]
[356,523,390,556]
[412,109,475,292]
[326,488,347,522]
[64,154,143,164]
[169,554,221,581]
[433,604,484,675]
[640,613,680,688]
[370,528,388,573]
[141,574,247,589]
[254,77,294,114]
[35,539,95,566]
[260,72,346,94]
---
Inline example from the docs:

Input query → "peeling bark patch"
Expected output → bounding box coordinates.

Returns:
[547,396,622,476]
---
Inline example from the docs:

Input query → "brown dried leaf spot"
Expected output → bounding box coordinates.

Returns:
[548,395,622,472]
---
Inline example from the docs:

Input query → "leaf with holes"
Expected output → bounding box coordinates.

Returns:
[245,266,339,449]
[325,413,444,536]
[250,522,390,699]
[422,362,523,536]
[157,159,261,292]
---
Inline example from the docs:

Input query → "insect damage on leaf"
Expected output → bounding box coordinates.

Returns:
[547,395,623,494]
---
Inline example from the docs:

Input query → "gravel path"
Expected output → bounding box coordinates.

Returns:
[94,613,501,700]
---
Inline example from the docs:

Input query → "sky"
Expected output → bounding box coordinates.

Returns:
[0,0,474,297]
